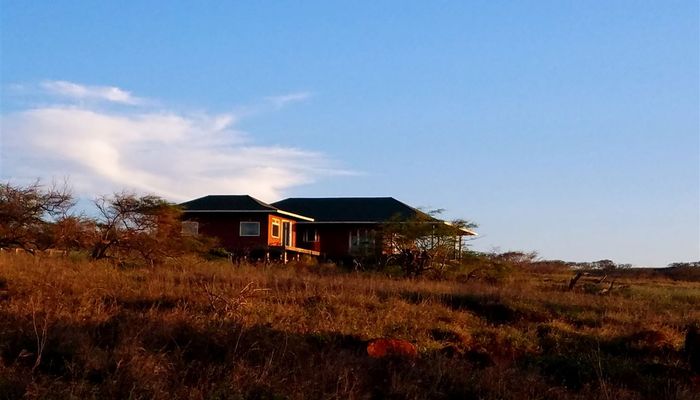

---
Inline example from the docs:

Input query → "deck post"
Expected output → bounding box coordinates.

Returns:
[458,236,463,260]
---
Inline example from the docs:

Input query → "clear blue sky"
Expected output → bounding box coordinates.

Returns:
[1,1,698,266]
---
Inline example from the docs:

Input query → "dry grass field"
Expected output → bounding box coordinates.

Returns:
[1,253,699,399]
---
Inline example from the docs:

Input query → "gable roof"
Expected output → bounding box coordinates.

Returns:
[271,197,428,223]
[180,195,314,221]
[181,195,278,211]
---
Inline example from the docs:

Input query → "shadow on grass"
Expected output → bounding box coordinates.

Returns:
[529,324,692,397]
[1,307,697,399]
[0,309,495,399]
[397,291,548,325]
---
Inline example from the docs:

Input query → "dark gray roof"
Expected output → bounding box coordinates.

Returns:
[270,197,428,222]
[180,195,278,212]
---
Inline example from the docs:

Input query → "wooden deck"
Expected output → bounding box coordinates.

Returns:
[272,245,320,257]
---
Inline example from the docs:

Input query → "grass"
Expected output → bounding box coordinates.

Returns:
[0,253,699,399]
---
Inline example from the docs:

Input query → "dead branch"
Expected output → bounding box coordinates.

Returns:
[30,296,49,374]
[198,280,269,319]
[568,272,584,291]
[598,280,616,296]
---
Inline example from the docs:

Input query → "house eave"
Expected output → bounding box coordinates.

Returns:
[297,221,380,224]
[297,220,477,235]
[275,210,315,222]
[182,209,314,222]
[183,210,273,213]
[441,221,478,236]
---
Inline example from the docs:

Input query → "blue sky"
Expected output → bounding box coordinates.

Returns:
[1,1,698,266]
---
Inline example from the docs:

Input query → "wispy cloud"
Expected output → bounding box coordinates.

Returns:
[1,83,342,202]
[41,80,146,105]
[265,91,312,108]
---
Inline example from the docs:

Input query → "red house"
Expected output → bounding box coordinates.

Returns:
[271,197,476,264]
[180,195,319,261]
[181,195,476,264]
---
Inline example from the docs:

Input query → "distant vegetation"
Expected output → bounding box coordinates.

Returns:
[2,181,697,274]
[1,181,699,399]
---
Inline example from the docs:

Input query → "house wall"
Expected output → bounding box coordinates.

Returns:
[297,223,381,260]
[183,212,306,254]
[295,224,321,252]
[267,215,298,247]
[184,213,270,252]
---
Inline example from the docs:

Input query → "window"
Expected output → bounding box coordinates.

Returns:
[240,221,260,236]
[271,219,280,238]
[349,229,375,252]
[181,221,199,236]
[282,221,291,246]
[304,228,318,242]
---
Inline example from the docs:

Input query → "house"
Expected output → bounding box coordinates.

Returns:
[181,195,476,264]
[180,195,320,261]
[271,197,476,263]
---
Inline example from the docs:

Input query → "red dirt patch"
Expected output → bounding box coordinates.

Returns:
[367,338,418,359]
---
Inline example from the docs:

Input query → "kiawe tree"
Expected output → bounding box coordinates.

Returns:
[0,181,75,252]
[382,210,477,276]
[91,192,197,265]
[1,181,207,265]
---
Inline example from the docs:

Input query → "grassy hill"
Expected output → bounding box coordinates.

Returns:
[1,254,699,399]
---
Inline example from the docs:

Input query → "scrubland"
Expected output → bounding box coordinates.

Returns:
[1,254,699,399]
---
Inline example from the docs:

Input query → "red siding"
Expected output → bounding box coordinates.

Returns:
[187,213,269,251]
[267,215,298,247]
[295,225,321,252]
[297,223,381,259]
[185,212,306,253]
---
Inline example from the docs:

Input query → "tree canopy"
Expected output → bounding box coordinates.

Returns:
[0,181,210,265]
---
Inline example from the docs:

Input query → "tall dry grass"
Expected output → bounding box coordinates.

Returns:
[1,253,699,399]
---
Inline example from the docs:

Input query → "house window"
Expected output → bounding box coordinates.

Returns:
[349,229,375,252]
[304,228,318,242]
[181,221,199,236]
[271,219,280,238]
[240,222,260,236]
[282,221,292,246]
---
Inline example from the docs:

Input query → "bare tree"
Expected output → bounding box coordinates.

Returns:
[382,210,477,276]
[91,192,197,265]
[0,180,75,252]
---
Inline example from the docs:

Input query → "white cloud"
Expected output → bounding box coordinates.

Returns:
[41,80,145,105]
[265,91,312,108]
[1,84,342,202]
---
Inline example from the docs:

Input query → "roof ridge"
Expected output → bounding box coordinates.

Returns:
[246,195,278,210]
[202,194,249,198]
[180,194,279,212]
[274,196,396,201]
